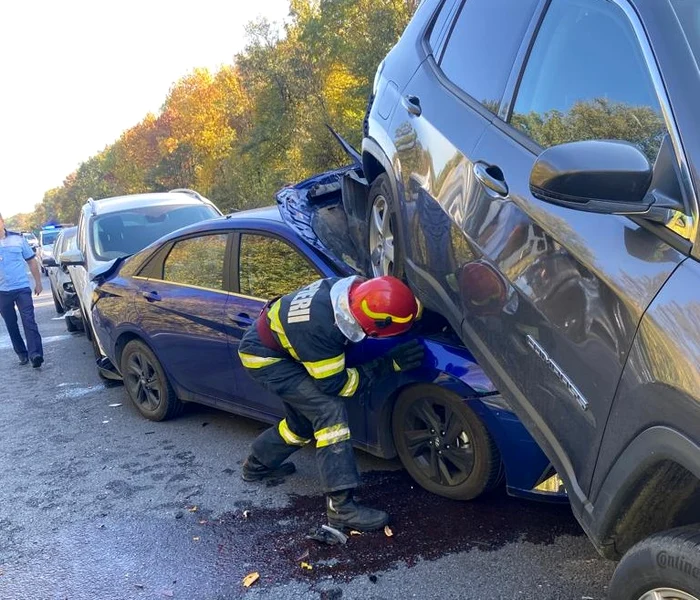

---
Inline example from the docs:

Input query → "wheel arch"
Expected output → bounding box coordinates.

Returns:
[588,426,700,559]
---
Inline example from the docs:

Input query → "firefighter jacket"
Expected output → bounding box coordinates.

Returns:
[238,276,375,398]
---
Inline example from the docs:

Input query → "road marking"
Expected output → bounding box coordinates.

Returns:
[0,333,73,350]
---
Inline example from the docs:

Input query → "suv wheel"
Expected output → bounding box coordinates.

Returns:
[120,339,183,421]
[392,385,503,500]
[609,525,700,600]
[51,287,65,315]
[367,173,404,279]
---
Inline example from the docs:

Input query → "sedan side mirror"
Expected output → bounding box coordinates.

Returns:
[60,248,86,267]
[529,140,654,215]
[42,257,58,268]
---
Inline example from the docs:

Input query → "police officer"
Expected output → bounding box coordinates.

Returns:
[0,212,44,367]
[238,274,424,531]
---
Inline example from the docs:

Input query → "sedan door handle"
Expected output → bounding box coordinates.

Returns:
[229,313,254,327]
[473,162,509,197]
[401,94,422,116]
[141,290,161,302]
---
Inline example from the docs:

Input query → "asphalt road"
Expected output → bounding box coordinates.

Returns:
[0,277,616,600]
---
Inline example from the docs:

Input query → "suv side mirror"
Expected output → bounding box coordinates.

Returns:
[529,140,654,215]
[60,248,86,267]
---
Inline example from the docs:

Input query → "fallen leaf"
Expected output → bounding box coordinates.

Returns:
[300,562,313,570]
[192,536,200,541]
[108,403,122,407]
[349,530,362,536]
[384,525,394,538]
[187,506,198,512]
[243,510,251,519]
[242,572,259,588]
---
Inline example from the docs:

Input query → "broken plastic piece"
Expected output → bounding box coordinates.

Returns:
[306,524,348,545]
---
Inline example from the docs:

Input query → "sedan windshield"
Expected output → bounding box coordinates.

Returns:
[672,0,700,67]
[90,204,219,261]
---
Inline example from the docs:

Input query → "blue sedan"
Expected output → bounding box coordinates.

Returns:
[91,205,565,503]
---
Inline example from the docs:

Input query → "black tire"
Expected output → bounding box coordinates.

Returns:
[52,286,65,314]
[120,339,183,421]
[392,384,502,501]
[65,315,79,332]
[367,173,405,279]
[608,525,700,600]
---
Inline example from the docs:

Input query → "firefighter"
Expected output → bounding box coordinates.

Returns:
[238,274,424,531]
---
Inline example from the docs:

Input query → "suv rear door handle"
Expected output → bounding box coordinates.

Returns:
[473,162,509,197]
[229,312,254,327]
[141,290,161,302]
[401,94,422,116]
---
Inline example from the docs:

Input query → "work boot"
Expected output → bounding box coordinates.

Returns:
[326,489,389,531]
[241,455,296,482]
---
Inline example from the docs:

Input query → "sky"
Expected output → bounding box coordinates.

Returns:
[0,0,291,219]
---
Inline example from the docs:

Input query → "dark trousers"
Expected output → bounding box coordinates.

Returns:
[246,366,361,494]
[0,287,43,360]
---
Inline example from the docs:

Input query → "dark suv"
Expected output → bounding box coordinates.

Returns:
[358,0,700,597]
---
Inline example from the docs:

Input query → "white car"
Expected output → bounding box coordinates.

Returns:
[60,189,222,371]
[38,226,63,275]
[44,227,77,313]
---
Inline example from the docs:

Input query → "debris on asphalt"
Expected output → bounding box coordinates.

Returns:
[108,403,122,407]
[300,562,313,570]
[187,505,198,512]
[134,583,144,589]
[349,530,362,536]
[192,536,200,541]
[384,526,393,538]
[160,590,174,598]
[101,420,109,424]
[202,422,209,427]
[295,549,310,562]
[307,524,348,545]
[243,510,251,519]
[369,575,378,584]
[242,572,260,588]
[175,511,184,519]
[145,431,155,435]
[198,519,208,525]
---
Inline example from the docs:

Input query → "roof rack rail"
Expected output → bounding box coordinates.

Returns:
[169,188,206,202]
[87,197,97,216]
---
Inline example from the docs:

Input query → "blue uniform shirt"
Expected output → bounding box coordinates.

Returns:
[0,230,35,292]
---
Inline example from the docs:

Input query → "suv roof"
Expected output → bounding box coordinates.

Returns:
[84,190,215,217]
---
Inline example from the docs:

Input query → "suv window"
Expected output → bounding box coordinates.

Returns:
[511,0,667,162]
[239,234,319,300]
[428,0,459,53]
[90,204,219,261]
[163,234,228,291]
[439,0,539,113]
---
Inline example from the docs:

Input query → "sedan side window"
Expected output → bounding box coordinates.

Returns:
[511,0,667,162]
[439,0,539,114]
[239,234,320,300]
[163,234,228,291]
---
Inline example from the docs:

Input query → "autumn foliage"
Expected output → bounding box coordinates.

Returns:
[6,0,418,231]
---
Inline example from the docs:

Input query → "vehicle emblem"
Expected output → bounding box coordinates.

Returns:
[526,335,589,411]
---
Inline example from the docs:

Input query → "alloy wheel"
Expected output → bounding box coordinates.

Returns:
[401,397,475,487]
[124,351,163,411]
[369,195,396,276]
[639,590,699,600]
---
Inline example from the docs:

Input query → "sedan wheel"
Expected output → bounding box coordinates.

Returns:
[120,339,182,421]
[392,384,502,500]
[638,590,698,600]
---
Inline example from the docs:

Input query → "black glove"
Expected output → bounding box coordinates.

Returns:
[362,339,425,379]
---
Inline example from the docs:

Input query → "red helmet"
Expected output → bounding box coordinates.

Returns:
[349,276,421,337]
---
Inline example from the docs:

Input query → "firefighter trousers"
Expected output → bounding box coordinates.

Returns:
[246,366,361,493]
